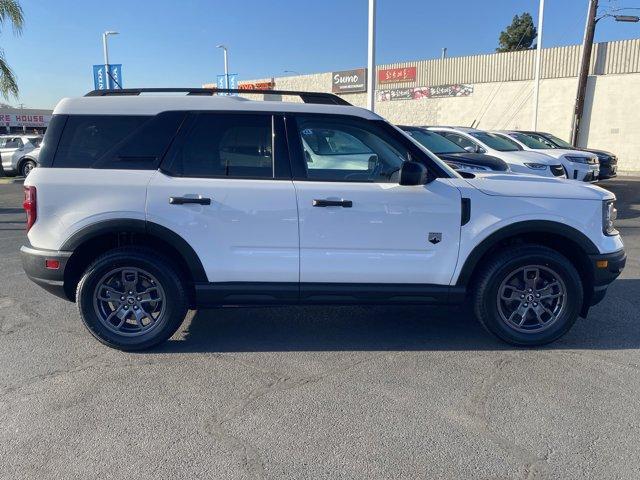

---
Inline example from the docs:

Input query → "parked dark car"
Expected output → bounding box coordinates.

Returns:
[517,131,617,179]
[399,126,510,174]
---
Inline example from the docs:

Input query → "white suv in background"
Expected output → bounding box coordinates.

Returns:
[492,131,599,182]
[0,135,42,177]
[20,88,625,351]
[430,127,566,179]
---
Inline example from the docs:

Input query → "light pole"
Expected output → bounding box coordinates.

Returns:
[367,0,376,112]
[216,44,229,90]
[532,0,545,130]
[102,31,119,89]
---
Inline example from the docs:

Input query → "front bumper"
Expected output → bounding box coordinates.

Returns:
[20,245,73,301]
[599,160,617,179]
[587,248,626,308]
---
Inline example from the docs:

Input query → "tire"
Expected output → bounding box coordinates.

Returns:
[76,247,188,351]
[19,159,36,177]
[473,245,583,346]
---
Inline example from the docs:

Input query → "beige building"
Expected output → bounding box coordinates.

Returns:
[225,38,640,173]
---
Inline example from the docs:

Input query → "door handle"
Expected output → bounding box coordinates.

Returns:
[169,196,211,205]
[312,199,353,208]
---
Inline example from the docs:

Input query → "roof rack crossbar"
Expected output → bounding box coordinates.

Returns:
[84,88,352,106]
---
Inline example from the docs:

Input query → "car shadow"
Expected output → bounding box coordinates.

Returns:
[152,279,640,353]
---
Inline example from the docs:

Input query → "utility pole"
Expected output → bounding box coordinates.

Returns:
[367,0,376,112]
[570,0,598,146]
[532,0,545,130]
[441,47,447,60]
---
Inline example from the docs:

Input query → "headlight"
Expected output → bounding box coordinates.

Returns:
[602,199,618,236]
[565,155,598,165]
[524,163,548,170]
[446,161,490,171]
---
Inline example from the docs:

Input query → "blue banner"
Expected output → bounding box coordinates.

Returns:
[108,64,123,89]
[93,65,107,90]
[93,64,123,90]
[216,73,238,95]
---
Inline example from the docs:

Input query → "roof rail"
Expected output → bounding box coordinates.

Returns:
[84,88,352,106]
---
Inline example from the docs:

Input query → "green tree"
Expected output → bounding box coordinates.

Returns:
[497,12,537,53]
[0,0,24,99]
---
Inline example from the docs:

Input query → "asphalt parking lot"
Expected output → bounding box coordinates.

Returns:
[0,176,638,479]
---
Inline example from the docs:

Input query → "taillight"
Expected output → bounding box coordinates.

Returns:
[23,186,37,232]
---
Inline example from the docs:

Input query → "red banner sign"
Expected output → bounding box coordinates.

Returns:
[239,80,275,91]
[378,67,417,84]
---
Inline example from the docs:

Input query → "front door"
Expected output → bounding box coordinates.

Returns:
[147,113,299,286]
[288,115,462,286]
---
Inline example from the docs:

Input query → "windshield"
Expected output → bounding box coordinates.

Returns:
[470,132,520,152]
[511,133,552,149]
[404,129,466,154]
[546,134,573,149]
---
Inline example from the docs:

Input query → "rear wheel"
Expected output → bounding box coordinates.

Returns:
[473,245,583,346]
[76,247,188,351]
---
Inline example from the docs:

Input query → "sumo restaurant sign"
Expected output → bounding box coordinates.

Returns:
[332,68,367,93]
[0,114,51,128]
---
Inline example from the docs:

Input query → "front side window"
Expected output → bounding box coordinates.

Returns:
[296,117,409,182]
[511,133,552,149]
[168,113,273,178]
[470,132,520,152]
[439,132,478,151]
[405,129,466,154]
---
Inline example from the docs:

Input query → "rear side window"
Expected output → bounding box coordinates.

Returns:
[48,113,185,169]
[54,115,148,168]
[164,113,273,179]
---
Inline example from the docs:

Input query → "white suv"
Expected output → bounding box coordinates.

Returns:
[491,130,600,182]
[20,88,625,350]
[0,135,42,177]
[430,127,567,179]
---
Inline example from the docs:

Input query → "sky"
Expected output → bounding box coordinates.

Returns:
[2,0,639,109]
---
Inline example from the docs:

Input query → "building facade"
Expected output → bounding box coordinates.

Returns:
[231,38,640,172]
[0,107,53,134]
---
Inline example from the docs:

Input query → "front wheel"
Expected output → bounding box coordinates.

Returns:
[473,245,583,346]
[76,247,188,351]
[20,159,36,177]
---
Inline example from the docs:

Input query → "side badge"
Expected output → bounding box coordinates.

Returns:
[428,232,442,245]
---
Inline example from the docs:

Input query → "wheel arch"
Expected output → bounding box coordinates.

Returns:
[61,219,207,305]
[457,220,598,310]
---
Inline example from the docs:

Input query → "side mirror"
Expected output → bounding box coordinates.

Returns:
[399,161,427,186]
[464,146,476,153]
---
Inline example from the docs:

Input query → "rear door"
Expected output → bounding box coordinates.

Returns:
[288,115,462,286]
[147,112,299,285]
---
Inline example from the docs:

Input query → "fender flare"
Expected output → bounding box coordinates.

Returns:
[60,219,207,283]
[456,220,599,286]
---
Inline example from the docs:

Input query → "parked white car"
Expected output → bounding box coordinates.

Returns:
[429,127,566,179]
[0,135,42,177]
[492,130,599,182]
[21,88,625,350]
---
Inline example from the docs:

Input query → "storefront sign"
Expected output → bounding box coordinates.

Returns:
[377,83,474,101]
[239,80,275,90]
[378,67,416,84]
[332,68,367,93]
[0,114,51,128]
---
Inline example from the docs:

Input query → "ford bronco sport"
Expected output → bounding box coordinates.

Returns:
[20,88,626,350]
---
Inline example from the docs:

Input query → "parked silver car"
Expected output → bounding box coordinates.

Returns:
[0,135,42,177]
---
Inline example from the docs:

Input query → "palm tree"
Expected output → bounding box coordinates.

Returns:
[0,0,24,99]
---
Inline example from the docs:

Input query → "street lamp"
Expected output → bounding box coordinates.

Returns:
[216,44,229,90]
[614,15,640,22]
[102,31,119,89]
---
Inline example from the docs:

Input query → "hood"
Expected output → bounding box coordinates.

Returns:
[525,148,596,160]
[495,150,559,166]
[578,147,615,158]
[463,173,614,201]
[438,152,509,171]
